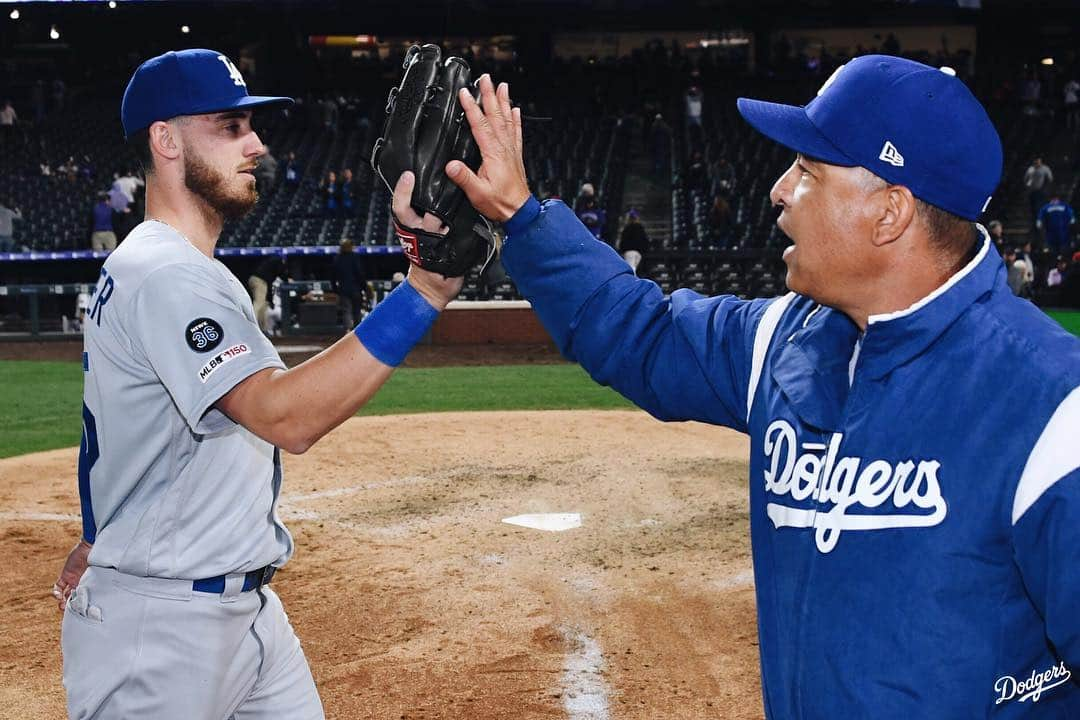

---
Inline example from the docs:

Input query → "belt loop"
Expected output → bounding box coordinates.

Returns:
[220,573,244,603]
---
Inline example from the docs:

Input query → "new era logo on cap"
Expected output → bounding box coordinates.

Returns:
[879,141,904,167]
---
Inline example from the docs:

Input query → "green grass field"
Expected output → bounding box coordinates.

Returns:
[1047,310,1080,337]
[0,361,632,459]
[2,309,1078,460]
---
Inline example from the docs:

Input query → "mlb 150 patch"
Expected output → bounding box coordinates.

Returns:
[198,344,250,383]
[186,318,224,353]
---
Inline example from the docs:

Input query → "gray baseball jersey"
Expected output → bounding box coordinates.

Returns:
[80,219,293,579]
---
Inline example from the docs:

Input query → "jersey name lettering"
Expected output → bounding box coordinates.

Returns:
[762,419,948,553]
[88,268,114,326]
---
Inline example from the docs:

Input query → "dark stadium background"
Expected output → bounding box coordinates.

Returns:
[1,0,1078,337]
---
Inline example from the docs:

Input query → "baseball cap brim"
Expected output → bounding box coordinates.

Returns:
[193,94,294,115]
[736,98,856,167]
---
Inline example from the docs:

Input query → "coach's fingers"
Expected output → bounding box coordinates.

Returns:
[512,107,523,152]
[459,88,498,155]
[391,171,424,227]
[478,74,501,123]
[497,82,513,127]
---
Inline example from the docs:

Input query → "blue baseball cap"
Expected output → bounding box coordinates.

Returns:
[737,55,1002,221]
[121,49,293,139]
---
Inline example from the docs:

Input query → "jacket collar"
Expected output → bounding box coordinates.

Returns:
[858,226,1001,380]
[769,225,1003,431]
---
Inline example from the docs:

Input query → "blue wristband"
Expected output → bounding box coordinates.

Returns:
[354,280,439,367]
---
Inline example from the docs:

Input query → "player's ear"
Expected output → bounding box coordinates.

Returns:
[871,184,916,248]
[148,120,181,163]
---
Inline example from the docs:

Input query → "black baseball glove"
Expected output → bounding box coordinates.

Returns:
[371,44,496,277]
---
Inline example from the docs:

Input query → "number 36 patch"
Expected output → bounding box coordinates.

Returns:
[185,317,224,353]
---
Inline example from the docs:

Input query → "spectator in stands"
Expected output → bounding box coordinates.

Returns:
[1065,77,1080,130]
[987,219,1005,255]
[0,99,16,144]
[284,151,300,186]
[1021,72,1042,116]
[618,208,649,274]
[320,170,340,217]
[709,192,733,245]
[573,182,596,214]
[107,181,136,243]
[1036,191,1076,254]
[1048,256,1068,288]
[714,156,736,194]
[113,169,144,206]
[255,145,279,193]
[248,255,287,335]
[650,113,671,178]
[58,156,79,183]
[90,193,117,252]
[79,154,96,181]
[340,168,356,217]
[320,96,339,133]
[332,239,371,327]
[685,150,707,192]
[576,195,606,241]
[1018,240,1036,291]
[685,84,703,128]
[0,198,23,253]
[1004,247,1027,297]
[1023,157,1053,222]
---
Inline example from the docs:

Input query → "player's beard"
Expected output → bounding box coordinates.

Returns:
[183,150,259,221]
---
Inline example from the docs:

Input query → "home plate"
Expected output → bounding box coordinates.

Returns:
[502,513,582,532]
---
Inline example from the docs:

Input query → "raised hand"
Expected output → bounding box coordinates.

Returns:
[446,75,532,223]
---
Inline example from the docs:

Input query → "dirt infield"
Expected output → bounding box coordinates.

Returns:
[0,411,762,719]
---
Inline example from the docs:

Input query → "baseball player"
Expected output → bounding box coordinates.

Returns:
[52,49,460,719]
[1037,191,1077,255]
[446,60,1080,716]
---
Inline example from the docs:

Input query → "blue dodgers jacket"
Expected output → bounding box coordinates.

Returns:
[501,197,1080,719]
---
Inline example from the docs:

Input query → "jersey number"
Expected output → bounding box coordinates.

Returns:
[78,404,100,543]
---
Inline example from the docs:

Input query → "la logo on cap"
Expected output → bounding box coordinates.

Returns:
[217,55,247,88]
[817,64,845,97]
[879,140,905,167]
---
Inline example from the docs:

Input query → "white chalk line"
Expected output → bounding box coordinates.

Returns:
[553,564,751,719]
[716,568,755,591]
[559,626,611,720]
